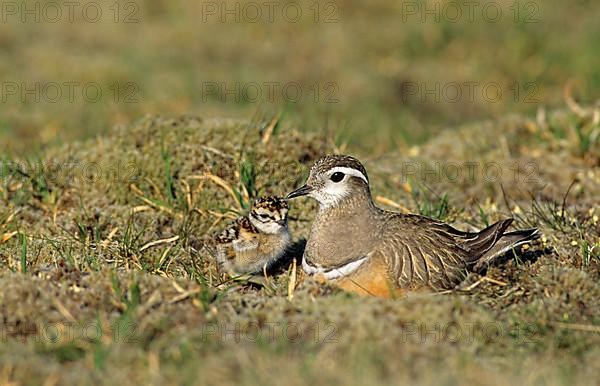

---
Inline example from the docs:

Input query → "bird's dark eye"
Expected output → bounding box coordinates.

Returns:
[330,172,345,182]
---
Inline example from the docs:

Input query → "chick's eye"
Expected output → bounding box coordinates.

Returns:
[330,172,345,183]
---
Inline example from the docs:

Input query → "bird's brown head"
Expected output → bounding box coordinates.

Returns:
[286,155,371,208]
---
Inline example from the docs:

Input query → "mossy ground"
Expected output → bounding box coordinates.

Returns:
[1,110,598,385]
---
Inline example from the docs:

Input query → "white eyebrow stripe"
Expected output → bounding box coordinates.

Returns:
[329,166,368,184]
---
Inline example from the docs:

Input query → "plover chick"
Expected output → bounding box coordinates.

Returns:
[210,196,291,275]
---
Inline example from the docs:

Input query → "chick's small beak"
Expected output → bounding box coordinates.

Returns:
[286,185,312,199]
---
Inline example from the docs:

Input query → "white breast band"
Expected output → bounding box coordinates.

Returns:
[302,256,368,280]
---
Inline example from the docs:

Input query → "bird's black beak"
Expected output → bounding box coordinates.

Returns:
[286,185,312,199]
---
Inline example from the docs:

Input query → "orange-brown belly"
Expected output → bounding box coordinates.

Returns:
[332,257,403,298]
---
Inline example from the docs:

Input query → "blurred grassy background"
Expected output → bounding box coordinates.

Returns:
[1,0,599,153]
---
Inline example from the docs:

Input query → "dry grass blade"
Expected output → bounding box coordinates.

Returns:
[482,277,508,286]
[1,231,18,244]
[131,205,152,213]
[51,299,77,323]
[546,321,600,333]
[171,280,186,294]
[191,208,206,217]
[187,173,241,210]
[261,113,280,145]
[129,184,182,218]
[460,277,508,292]
[288,258,297,301]
[169,288,201,304]
[262,264,271,288]
[157,245,175,271]
[144,177,164,200]
[209,210,238,220]
[592,107,600,126]
[375,195,411,213]
[536,106,548,132]
[1,210,19,229]
[180,179,192,209]
[101,227,119,248]
[140,235,180,252]
[200,145,234,159]
[564,81,588,118]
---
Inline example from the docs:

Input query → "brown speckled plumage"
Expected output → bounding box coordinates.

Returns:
[209,196,291,275]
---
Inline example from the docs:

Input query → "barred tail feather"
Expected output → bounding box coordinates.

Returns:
[473,228,540,273]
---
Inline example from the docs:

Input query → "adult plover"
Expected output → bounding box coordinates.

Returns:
[286,155,539,297]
